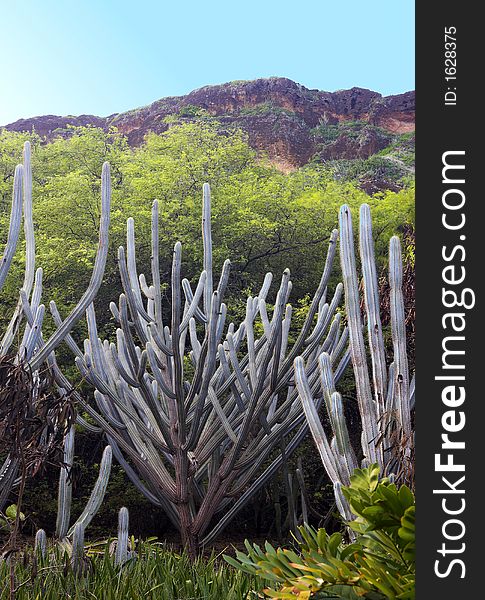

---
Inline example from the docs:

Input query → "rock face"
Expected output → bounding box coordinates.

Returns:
[3,77,414,170]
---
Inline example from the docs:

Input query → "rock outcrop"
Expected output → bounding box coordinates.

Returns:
[3,77,415,171]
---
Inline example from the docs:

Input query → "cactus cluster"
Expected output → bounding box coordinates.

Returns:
[60,183,349,556]
[1,143,414,556]
[295,203,415,519]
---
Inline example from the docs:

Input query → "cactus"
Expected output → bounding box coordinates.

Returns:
[53,182,349,557]
[34,529,47,559]
[115,507,129,566]
[0,164,23,291]
[295,203,414,520]
[0,142,111,364]
[0,142,112,509]
[70,522,86,576]
[55,426,112,540]
[55,426,75,539]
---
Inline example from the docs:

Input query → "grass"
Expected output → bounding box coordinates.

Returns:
[0,541,264,600]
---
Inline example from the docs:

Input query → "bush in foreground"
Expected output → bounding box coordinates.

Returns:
[225,464,415,599]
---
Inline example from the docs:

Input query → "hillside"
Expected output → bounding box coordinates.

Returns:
[3,77,415,189]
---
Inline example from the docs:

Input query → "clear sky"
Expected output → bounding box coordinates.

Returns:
[0,0,415,125]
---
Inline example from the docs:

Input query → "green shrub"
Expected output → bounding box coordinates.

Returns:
[225,464,415,599]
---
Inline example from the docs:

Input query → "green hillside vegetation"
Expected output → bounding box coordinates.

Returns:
[311,121,415,188]
[0,122,414,340]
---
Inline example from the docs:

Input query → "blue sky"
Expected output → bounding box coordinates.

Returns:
[0,0,414,124]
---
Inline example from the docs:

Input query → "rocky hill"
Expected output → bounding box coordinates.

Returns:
[3,77,414,179]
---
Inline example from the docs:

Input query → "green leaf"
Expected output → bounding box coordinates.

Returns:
[5,504,25,521]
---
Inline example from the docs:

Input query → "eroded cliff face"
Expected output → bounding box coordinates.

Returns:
[3,77,414,170]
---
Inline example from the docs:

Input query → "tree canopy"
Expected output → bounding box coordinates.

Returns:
[0,122,414,340]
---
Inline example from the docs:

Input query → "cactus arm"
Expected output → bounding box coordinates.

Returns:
[334,348,351,381]
[296,458,309,525]
[20,304,45,361]
[207,386,238,443]
[0,164,23,291]
[109,343,139,387]
[118,246,152,326]
[19,267,43,352]
[181,279,208,325]
[29,162,111,370]
[202,183,213,317]
[71,522,85,575]
[150,200,164,332]
[217,343,244,411]
[106,437,163,507]
[330,391,358,480]
[94,391,127,429]
[339,204,378,464]
[359,204,387,417]
[22,141,35,302]
[75,413,103,434]
[331,325,348,364]
[115,507,129,566]
[56,426,75,539]
[294,356,340,483]
[180,271,207,332]
[333,481,354,523]
[245,297,258,390]
[126,217,144,310]
[67,445,112,537]
[389,236,412,440]
[147,321,174,357]
[170,242,185,437]
[216,259,231,299]
[225,333,252,403]
[34,529,47,559]
[145,341,176,400]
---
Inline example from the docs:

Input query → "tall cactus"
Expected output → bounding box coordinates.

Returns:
[0,142,111,364]
[0,142,111,509]
[295,203,414,519]
[53,183,349,557]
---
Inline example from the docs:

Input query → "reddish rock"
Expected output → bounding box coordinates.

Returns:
[2,77,415,170]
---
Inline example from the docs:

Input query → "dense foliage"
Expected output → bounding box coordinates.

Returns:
[225,464,415,599]
[0,541,263,599]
